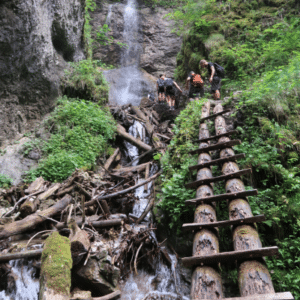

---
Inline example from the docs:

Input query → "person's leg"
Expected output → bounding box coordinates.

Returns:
[171,96,175,108]
[214,90,220,100]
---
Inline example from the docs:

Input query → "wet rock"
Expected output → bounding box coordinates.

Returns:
[0,137,38,185]
[75,250,120,296]
[0,0,85,143]
[71,288,92,300]
[27,149,41,160]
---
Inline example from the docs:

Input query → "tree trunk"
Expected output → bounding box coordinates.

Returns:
[20,196,40,217]
[38,183,61,201]
[112,162,150,175]
[116,124,152,151]
[25,177,45,194]
[39,231,72,300]
[0,194,72,240]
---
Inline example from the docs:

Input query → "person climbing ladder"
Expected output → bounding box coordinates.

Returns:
[200,60,225,100]
[164,77,183,110]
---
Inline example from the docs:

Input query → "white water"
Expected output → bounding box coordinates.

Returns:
[103,0,154,106]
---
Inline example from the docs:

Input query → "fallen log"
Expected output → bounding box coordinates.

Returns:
[92,290,121,300]
[0,249,43,263]
[20,196,40,217]
[56,184,75,197]
[124,147,160,167]
[37,183,61,201]
[112,162,150,175]
[85,171,161,207]
[0,194,72,240]
[104,148,120,170]
[25,177,45,194]
[56,219,123,230]
[100,200,111,216]
[117,124,152,151]
[136,195,154,224]
[39,232,72,300]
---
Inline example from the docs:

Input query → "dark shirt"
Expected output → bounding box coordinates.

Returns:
[207,62,217,77]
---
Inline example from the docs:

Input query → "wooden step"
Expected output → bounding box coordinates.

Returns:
[185,169,252,189]
[189,140,241,155]
[182,215,265,231]
[189,154,245,172]
[200,109,231,122]
[193,130,238,143]
[182,246,279,267]
[185,189,258,205]
[221,292,294,300]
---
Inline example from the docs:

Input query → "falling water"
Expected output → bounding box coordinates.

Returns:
[103,0,155,106]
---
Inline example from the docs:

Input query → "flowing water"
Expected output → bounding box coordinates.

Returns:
[103,0,155,106]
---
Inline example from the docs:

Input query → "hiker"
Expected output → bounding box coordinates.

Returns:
[156,74,166,102]
[200,60,224,100]
[164,77,183,110]
[185,71,204,101]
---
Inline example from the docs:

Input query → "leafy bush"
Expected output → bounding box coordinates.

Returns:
[27,97,117,182]
[0,174,12,189]
[158,99,206,233]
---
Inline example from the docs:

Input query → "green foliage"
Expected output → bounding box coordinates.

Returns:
[96,24,127,49]
[27,97,117,182]
[62,59,110,104]
[158,99,206,233]
[143,0,188,8]
[84,0,97,59]
[0,174,12,189]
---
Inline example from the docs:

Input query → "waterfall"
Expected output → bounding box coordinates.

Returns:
[103,0,155,106]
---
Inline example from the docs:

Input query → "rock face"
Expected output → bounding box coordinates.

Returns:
[91,1,182,78]
[0,0,85,144]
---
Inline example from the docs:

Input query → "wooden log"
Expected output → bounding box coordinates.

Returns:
[56,219,123,230]
[200,108,231,122]
[84,171,161,206]
[25,177,45,194]
[144,162,150,192]
[191,100,224,300]
[112,162,150,175]
[229,199,254,220]
[190,154,245,172]
[193,130,238,143]
[193,229,219,256]
[39,231,72,300]
[222,291,294,300]
[239,261,275,297]
[91,291,121,300]
[56,184,75,197]
[182,247,279,267]
[20,195,40,217]
[0,249,43,263]
[0,194,72,239]
[185,190,258,206]
[189,140,241,155]
[100,200,111,216]
[116,124,152,151]
[233,225,262,251]
[104,148,120,170]
[37,183,61,201]
[185,169,252,189]
[191,267,223,300]
[183,215,266,231]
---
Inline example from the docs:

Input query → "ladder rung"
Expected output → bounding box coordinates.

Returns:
[182,215,265,231]
[189,153,245,172]
[189,140,241,155]
[200,109,231,122]
[221,292,294,300]
[194,130,238,143]
[182,246,279,267]
[185,169,252,189]
[185,189,258,205]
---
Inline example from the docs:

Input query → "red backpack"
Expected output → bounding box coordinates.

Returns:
[192,74,204,88]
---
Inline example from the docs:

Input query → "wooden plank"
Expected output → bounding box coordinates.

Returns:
[182,215,265,231]
[185,169,252,189]
[193,130,238,143]
[221,292,294,300]
[200,109,231,122]
[182,246,279,267]
[189,154,245,171]
[189,140,241,155]
[185,189,258,205]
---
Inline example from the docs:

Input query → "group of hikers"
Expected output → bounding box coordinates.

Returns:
[155,60,224,109]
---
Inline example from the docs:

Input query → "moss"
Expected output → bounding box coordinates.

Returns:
[41,231,72,296]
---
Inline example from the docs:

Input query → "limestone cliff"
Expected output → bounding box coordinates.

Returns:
[0,0,85,145]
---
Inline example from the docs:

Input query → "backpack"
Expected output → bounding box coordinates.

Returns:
[191,74,204,88]
[157,78,165,88]
[164,78,173,89]
[214,63,225,78]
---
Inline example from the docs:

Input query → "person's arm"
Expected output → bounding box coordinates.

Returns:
[210,65,215,83]
[185,77,190,90]
[173,81,183,93]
